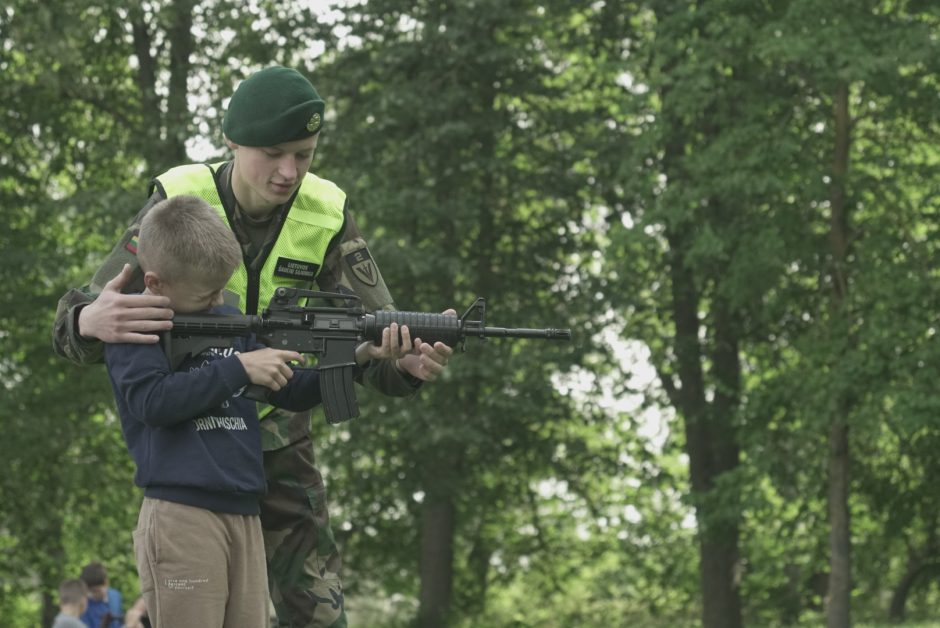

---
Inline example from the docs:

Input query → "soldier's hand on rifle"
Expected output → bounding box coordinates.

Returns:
[395,308,456,382]
[78,264,174,343]
[355,321,415,365]
[237,348,302,391]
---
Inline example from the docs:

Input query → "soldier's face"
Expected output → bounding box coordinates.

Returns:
[228,134,318,216]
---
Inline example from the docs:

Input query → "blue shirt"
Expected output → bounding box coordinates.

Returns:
[80,588,122,628]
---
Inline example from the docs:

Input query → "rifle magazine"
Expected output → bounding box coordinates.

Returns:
[321,364,359,424]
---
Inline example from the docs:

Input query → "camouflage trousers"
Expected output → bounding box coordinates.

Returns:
[261,433,347,628]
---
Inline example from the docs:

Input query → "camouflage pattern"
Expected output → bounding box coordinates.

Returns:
[262,432,346,628]
[52,200,154,364]
[52,163,420,628]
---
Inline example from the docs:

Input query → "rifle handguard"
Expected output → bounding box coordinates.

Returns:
[366,311,464,347]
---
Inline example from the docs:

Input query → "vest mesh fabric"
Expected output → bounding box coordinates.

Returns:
[156,163,345,313]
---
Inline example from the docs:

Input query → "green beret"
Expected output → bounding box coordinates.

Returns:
[222,66,325,146]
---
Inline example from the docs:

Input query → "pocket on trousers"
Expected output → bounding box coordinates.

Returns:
[304,486,339,575]
[133,506,156,594]
[133,528,155,594]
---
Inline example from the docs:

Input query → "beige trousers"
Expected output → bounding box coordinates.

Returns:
[133,497,269,628]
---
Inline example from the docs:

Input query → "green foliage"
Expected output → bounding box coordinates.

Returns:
[5,0,940,626]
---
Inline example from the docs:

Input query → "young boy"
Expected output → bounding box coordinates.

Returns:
[77,562,122,628]
[106,195,389,627]
[53,579,88,628]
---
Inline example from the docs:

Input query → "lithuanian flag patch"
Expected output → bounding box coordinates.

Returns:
[125,233,139,254]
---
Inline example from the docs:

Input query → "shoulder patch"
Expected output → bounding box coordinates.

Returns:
[345,248,378,287]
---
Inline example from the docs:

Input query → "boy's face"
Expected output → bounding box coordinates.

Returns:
[88,584,107,602]
[229,134,319,216]
[152,275,227,314]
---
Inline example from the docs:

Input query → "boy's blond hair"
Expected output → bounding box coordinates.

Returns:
[59,578,88,606]
[137,195,242,285]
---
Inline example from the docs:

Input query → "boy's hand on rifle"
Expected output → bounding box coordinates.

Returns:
[396,308,456,382]
[237,348,302,391]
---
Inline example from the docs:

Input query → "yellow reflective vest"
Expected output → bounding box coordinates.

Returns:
[155,163,346,314]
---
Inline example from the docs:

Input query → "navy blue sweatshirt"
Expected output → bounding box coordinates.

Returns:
[104,305,323,515]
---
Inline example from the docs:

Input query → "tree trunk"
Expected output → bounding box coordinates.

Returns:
[888,545,940,623]
[704,299,743,628]
[668,229,743,628]
[826,81,852,628]
[129,7,160,161]
[827,420,851,628]
[888,553,919,623]
[416,426,462,628]
[417,491,457,628]
[42,589,56,628]
[164,0,195,167]
[130,0,194,173]
[699,531,742,628]
[650,5,746,622]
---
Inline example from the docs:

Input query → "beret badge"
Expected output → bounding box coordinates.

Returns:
[306,113,322,132]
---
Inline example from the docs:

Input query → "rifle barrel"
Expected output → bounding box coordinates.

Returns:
[477,326,572,340]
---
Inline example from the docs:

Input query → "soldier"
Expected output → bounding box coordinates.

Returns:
[53,66,454,628]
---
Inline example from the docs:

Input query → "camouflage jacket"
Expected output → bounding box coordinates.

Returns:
[53,161,421,450]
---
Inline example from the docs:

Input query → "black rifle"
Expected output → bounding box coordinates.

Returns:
[163,287,572,424]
